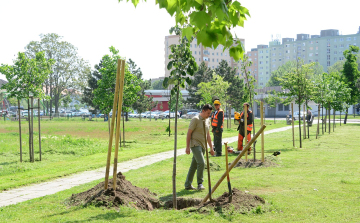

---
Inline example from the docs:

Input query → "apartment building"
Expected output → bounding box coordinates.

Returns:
[251,26,360,88]
[164,35,245,78]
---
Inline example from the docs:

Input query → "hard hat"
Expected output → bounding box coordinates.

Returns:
[234,111,241,120]
[213,100,221,105]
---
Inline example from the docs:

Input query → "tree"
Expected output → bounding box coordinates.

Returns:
[0,51,54,162]
[197,73,229,106]
[25,33,90,114]
[342,45,360,123]
[93,47,141,134]
[120,0,250,61]
[81,60,104,109]
[61,94,72,110]
[277,59,315,148]
[263,90,284,124]
[151,79,165,90]
[186,62,212,107]
[163,26,197,209]
[267,61,323,87]
[216,60,245,111]
[169,90,184,112]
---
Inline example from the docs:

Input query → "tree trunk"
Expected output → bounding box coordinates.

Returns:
[28,99,32,162]
[328,105,330,134]
[303,104,306,139]
[169,95,171,137]
[172,86,180,210]
[340,111,341,126]
[324,108,327,132]
[316,104,320,139]
[274,104,276,124]
[333,110,335,131]
[18,100,22,162]
[344,108,348,124]
[108,112,111,139]
[321,104,324,134]
[31,97,34,162]
[298,103,302,148]
[307,101,309,139]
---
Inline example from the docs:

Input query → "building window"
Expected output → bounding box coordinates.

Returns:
[334,51,337,54]
[266,61,268,64]
[327,61,330,66]
[302,42,306,46]
[217,59,219,62]
[199,51,200,54]
[260,50,263,53]
[327,39,330,42]
[278,104,283,111]
[309,53,313,56]
[327,43,331,47]
[190,44,192,47]
[195,44,197,48]
[286,50,290,53]
[260,67,263,69]
[286,44,290,47]
[272,53,276,56]
[309,41,313,44]
[284,104,289,111]
[273,48,276,50]
[195,51,197,55]
[273,64,276,67]
[334,57,337,61]
[340,38,344,42]
[309,47,313,50]
[309,60,312,62]
[334,45,337,48]
[217,52,219,55]
[199,58,200,61]
[327,55,330,60]
[260,56,263,59]
[279,59,282,61]
[316,46,319,50]
[221,53,223,56]
[259,61,263,64]
[266,50,268,53]
[327,49,330,54]
[340,44,344,48]
[225,53,227,56]
[279,53,282,56]
[249,53,252,56]
[347,37,351,41]
[212,59,214,62]
[354,37,357,40]
[334,39,337,42]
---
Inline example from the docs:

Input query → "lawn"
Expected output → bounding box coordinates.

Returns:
[1,122,359,222]
[0,117,288,190]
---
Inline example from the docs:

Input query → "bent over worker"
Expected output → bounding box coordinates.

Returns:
[211,99,224,156]
[237,103,253,154]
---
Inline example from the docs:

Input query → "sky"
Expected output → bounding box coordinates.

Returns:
[1,0,360,81]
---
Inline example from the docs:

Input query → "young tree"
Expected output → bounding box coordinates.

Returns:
[93,47,141,135]
[342,45,360,123]
[277,59,315,148]
[197,73,230,106]
[25,33,91,114]
[61,94,72,110]
[163,26,197,209]
[0,51,54,162]
[263,90,284,124]
[81,60,104,109]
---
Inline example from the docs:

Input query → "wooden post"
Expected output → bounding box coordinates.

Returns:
[303,104,306,139]
[333,110,335,131]
[260,101,264,162]
[291,103,295,147]
[31,97,34,162]
[38,99,42,161]
[244,104,248,161]
[316,104,320,139]
[328,105,330,134]
[113,59,126,190]
[18,100,22,162]
[28,99,32,162]
[122,112,125,147]
[104,59,122,189]
[229,104,231,129]
[201,125,266,204]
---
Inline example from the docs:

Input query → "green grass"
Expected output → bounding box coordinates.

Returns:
[0,123,359,222]
[0,118,288,190]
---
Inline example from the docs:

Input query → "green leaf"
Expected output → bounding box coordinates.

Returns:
[167,61,173,70]
[189,11,211,29]
[131,0,140,7]
[194,0,203,5]
[166,0,177,16]
[182,27,194,42]
[197,29,213,47]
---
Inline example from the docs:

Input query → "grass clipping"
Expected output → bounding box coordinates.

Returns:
[69,172,265,213]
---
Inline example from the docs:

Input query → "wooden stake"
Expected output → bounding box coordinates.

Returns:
[244,104,248,162]
[260,101,264,162]
[303,104,306,140]
[104,59,122,189]
[18,100,22,162]
[291,103,295,147]
[38,99,42,161]
[113,59,126,190]
[31,97,34,162]
[316,104,320,139]
[201,125,266,204]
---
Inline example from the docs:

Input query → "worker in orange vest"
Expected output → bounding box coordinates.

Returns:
[236,102,253,155]
[211,99,224,156]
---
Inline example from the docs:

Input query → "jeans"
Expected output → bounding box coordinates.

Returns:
[185,146,205,187]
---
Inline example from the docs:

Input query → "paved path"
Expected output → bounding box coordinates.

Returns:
[0,122,353,207]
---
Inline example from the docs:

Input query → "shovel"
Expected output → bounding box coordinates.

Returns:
[224,142,233,203]
[203,120,214,202]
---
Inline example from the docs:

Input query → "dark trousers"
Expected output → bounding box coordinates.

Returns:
[213,130,222,155]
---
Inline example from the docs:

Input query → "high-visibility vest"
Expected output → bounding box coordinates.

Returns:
[240,110,253,131]
[211,109,224,128]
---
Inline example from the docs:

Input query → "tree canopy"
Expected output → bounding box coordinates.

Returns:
[119,0,250,60]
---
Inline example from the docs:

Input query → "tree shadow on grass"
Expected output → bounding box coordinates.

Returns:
[159,189,201,202]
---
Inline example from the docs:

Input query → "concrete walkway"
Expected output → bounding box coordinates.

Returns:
[0,123,346,207]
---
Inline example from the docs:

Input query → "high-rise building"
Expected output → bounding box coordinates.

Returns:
[164,35,245,78]
[251,27,360,88]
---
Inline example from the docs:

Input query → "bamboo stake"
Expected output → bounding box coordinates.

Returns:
[113,59,126,190]
[18,100,22,162]
[28,99,32,162]
[104,59,122,189]
[260,101,264,162]
[201,125,266,204]
[38,99,42,161]
[328,105,330,134]
[244,104,248,161]
[31,97,34,162]
[291,103,295,147]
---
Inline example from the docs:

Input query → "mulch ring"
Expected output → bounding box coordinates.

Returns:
[234,156,280,168]
[69,172,266,213]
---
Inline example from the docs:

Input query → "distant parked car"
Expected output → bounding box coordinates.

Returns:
[293,111,306,120]
[182,112,199,119]
[159,110,180,119]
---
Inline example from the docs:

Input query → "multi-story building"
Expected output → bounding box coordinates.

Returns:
[164,35,245,78]
[251,26,360,88]
[245,48,258,83]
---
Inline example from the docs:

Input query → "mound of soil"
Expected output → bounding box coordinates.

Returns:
[234,157,279,168]
[205,160,222,171]
[69,172,160,210]
[164,188,265,213]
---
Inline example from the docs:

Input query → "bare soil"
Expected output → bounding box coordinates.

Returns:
[234,157,279,168]
[69,172,266,213]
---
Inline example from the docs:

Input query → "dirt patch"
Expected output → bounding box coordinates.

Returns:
[205,160,222,171]
[69,172,160,210]
[164,188,265,213]
[234,156,279,168]
[69,172,266,214]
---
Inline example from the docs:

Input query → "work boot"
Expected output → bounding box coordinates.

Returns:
[197,184,205,190]
[185,185,196,190]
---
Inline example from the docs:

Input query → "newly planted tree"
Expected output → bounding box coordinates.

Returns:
[163,26,197,209]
